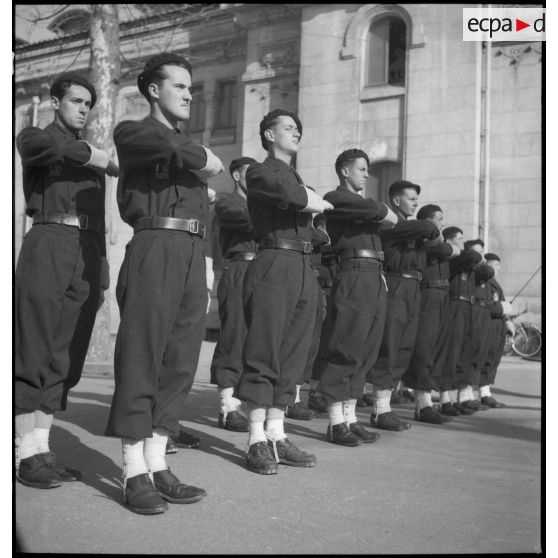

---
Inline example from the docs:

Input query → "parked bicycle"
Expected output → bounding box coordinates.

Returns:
[504,311,542,358]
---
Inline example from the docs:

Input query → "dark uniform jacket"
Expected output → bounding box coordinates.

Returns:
[323,188,388,253]
[473,263,495,306]
[487,277,506,319]
[422,242,455,282]
[214,191,256,258]
[17,122,106,255]
[245,157,312,243]
[448,249,483,299]
[114,116,210,229]
[381,216,440,273]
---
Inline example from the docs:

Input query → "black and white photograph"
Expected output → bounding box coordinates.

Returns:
[13,3,544,554]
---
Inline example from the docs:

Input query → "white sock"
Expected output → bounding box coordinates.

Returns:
[343,399,358,425]
[265,407,286,441]
[294,385,301,404]
[415,390,433,410]
[122,438,148,481]
[372,388,392,416]
[328,401,345,426]
[144,429,168,474]
[15,412,37,463]
[34,428,51,454]
[480,385,491,397]
[440,391,452,405]
[247,407,267,445]
[458,385,474,403]
[449,389,458,404]
[219,387,237,414]
[364,382,375,395]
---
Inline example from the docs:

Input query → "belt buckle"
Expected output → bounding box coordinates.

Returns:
[187,219,199,235]
[78,215,88,230]
[303,241,311,254]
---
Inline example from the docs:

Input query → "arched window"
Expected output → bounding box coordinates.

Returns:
[367,161,402,203]
[48,9,90,36]
[367,16,407,86]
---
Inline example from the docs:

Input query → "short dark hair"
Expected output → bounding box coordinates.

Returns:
[416,204,442,220]
[388,180,421,199]
[229,157,257,177]
[442,226,463,241]
[485,252,500,262]
[464,238,485,250]
[50,72,97,108]
[259,109,303,151]
[138,62,191,104]
[334,149,370,179]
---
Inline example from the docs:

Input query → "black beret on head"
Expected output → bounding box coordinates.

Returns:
[484,252,500,262]
[50,72,97,108]
[260,109,303,147]
[137,52,192,97]
[229,157,257,175]
[464,239,485,250]
[389,180,421,197]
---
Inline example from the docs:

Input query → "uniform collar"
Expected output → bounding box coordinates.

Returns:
[49,121,81,139]
[265,156,294,172]
[145,115,181,134]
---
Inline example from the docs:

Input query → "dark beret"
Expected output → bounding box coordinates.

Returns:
[416,204,442,220]
[50,72,97,108]
[260,109,303,141]
[464,239,485,250]
[137,52,192,97]
[229,157,257,175]
[389,180,421,197]
[484,252,500,262]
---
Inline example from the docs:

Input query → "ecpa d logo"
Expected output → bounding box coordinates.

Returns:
[463,7,545,42]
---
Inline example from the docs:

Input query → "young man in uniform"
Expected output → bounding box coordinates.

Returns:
[315,149,397,446]
[366,181,441,431]
[401,205,459,424]
[479,253,514,408]
[209,156,257,432]
[15,72,117,488]
[105,53,224,514]
[237,109,332,474]
[436,229,482,416]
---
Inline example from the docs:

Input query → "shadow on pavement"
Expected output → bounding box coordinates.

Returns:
[492,387,541,400]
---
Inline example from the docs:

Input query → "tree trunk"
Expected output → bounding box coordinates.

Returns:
[85,5,121,364]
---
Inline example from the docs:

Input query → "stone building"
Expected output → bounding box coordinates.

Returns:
[14,3,542,362]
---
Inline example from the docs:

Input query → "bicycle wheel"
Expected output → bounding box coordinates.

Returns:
[512,325,542,358]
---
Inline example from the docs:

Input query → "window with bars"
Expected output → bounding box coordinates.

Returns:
[214,79,237,130]
[367,16,407,86]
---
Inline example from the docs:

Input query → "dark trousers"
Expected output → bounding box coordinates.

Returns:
[317,260,387,403]
[15,224,100,415]
[105,230,206,440]
[455,305,492,389]
[310,286,332,382]
[237,249,317,407]
[403,288,451,391]
[368,276,421,390]
[302,283,327,383]
[480,319,506,387]
[210,259,250,389]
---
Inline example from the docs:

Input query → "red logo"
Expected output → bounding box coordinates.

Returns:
[516,18,530,32]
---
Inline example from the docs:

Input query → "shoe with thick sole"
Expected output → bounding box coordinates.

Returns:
[16,454,62,489]
[125,473,168,515]
[269,438,316,467]
[153,468,207,504]
[245,441,278,475]
[455,400,479,414]
[37,451,81,481]
[349,422,381,443]
[285,402,315,421]
[170,429,201,449]
[440,403,461,416]
[327,423,362,446]
[218,410,249,432]
[481,396,506,408]
[371,411,412,431]
[415,406,449,425]
[308,392,328,413]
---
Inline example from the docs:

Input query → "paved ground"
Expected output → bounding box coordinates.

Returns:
[15,345,542,554]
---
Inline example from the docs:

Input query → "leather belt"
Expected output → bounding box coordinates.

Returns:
[339,249,384,261]
[32,212,103,233]
[421,279,449,289]
[230,252,256,262]
[133,216,206,239]
[387,270,423,281]
[258,238,312,254]
[452,295,476,305]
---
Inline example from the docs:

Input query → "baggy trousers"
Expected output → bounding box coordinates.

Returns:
[368,276,421,390]
[479,318,506,387]
[317,259,387,403]
[237,249,318,407]
[15,224,101,415]
[105,230,206,440]
[210,259,251,388]
[302,282,328,383]
[455,305,492,389]
[403,287,451,391]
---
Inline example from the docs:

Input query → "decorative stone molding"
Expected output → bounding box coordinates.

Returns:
[494,42,542,65]
[257,40,299,71]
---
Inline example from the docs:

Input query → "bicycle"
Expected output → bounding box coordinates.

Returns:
[504,311,542,358]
